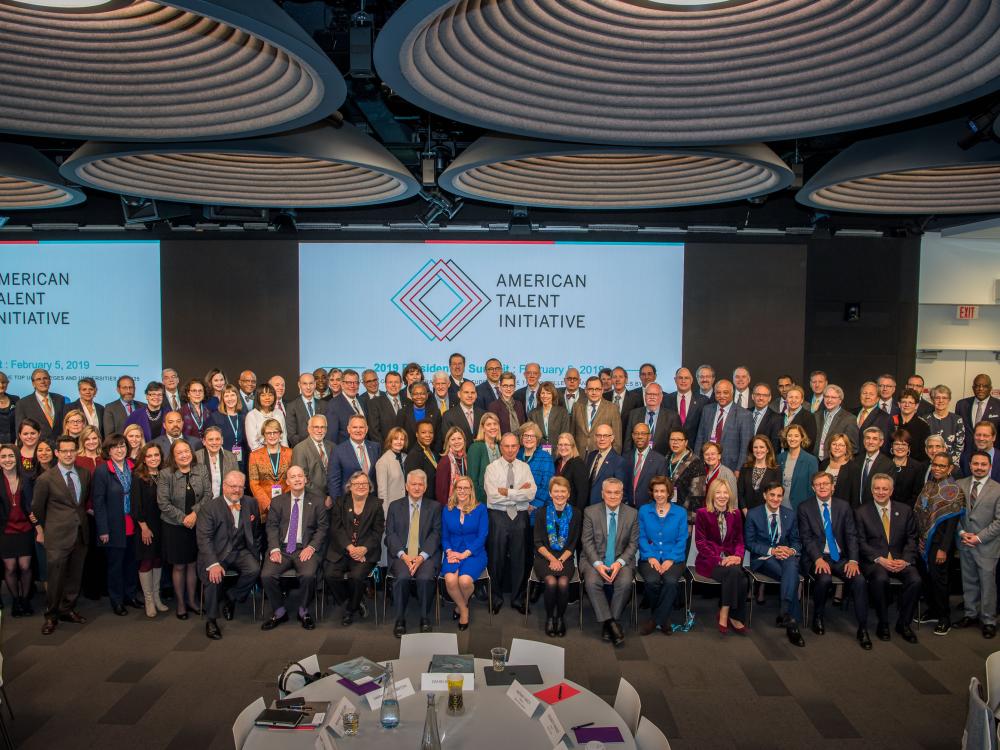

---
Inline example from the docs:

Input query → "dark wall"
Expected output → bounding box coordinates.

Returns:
[683,242,808,392]
[160,240,299,389]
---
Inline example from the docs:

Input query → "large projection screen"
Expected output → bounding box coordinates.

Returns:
[300,241,684,387]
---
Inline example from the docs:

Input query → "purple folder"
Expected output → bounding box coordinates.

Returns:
[573,726,626,743]
[337,677,380,696]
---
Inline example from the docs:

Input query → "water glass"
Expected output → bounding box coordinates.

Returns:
[446,673,464,713]
[491,647,507,672]
[343,711,360,736]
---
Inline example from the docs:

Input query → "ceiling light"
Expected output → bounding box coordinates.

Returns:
[0,144,86,210]
[5,0,117,7]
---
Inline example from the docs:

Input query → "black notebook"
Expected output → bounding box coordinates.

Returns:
[482,664,544,686]
[254,708,304,728]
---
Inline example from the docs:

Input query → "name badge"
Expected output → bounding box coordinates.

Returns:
[231,446,243,461]
[271,484,282,498]
[541,443,552,454]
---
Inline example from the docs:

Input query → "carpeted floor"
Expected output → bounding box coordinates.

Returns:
[0,584,982,750]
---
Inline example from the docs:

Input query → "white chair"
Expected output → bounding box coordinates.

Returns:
[507,638,564,682]
[613,677,641,737]
[278,654,321,697]
[986,651,1000,714]
[399,632,458,660]
[962,676,995,750]
[635,716,671,750]
[232,696,265,750]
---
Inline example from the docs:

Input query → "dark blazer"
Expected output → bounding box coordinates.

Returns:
[92,460,135,548]
[291,437,334,497]
[33,463,91,553]
[736,465,782,510]
[440,404,486,446]
[744,504,800,568]
[487,399,527,436]
[750,408,784,452]
[894,415,929,463]
[819,458,856,504]
[693,507,744,578]
[623,406,682,456]
[664,390,709,443]
[326,439,380,501]
[956,395,1000,446]
[326,492,384,564]
[813,408,860,459]
[15,392,67,440]
[846,452,894,507]
[395,403,442,453]
[152,433,204,459]
[960,450,1000,482]
[402,449,438,503]
[0,469,33,531]
[534,503,583,555]
[103,399,144,438]
[890,458,927,507]
[797,496,859,565]
[385,496,442,565]
[583,449,627,505]
[855,501,918,565]
[429,392,458,417]
[855,406,894,455]
[916,399,934,419]
[285,396,323,449]
[514,386,541,415]
[528,405,572,446]
[476,381,501,411]
[694,403,754,472]
[66,400,105,437]
[604,388,643,421]
[447,377,473,399]
[195,494,263,571]
[195,447,240,490]
[367,393,410,446]
[785,407,818,450]
[622,448,668,507]
[555,455,589,510]
[324,393,370,445]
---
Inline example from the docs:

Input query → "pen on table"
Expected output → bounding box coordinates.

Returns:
[572,722,594,730]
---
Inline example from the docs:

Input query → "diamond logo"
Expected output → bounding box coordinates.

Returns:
[392,259,491,341]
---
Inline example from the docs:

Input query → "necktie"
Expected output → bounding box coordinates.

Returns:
[976,400,986,425]
[713,408,725,442]
[880,506,890,543]
[753,410,763,432]
[882,401,890,414]
[769,512,778,546]
[464,409,474,431]
[633,450,645,491]
[286,498,300,553]
[818,414,833,459]
[407,503,420,557]
[528,392,535,412]
[590,452,603,481]
[439,397,448,413]
[781,399,787,414]
[171,394,180,411]
[358,444,369,473]
[857,407,869,427]
[822,503,840,561]
[647,410,655,430]
[351,398,362,416]
[423,447,438,468]
[41,396,54,427]
[492,385,499,400]
[317,441,328,469]
[505,462,517,519]
[861,456,872,502]
[604,511,617,567]
[613,393,621,410]
[306,400,314,417]
[972,480,981,508]
[125,401,133,416]
[392,396,400,414]
[679,394,687,425]
[65,470,79,504]
[589,402,597,428]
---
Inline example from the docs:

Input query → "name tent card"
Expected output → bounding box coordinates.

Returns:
[506,679,541,718]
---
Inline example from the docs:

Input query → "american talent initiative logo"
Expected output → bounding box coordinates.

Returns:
[391,259,491,341]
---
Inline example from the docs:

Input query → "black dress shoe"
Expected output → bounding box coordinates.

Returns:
[41,617,57,635]
[261,612,288,631]
[512,601,527,615]
[299,613,315,630]
[491,601,503,615]
[112,604,128,616]
[556,616,566,637]
[876,622,891,641]
[954,615,981,629]
[127,596,145,609]
[857,628,873,650]
[205,619,222,640]
[608,619,625,647]
[787,624,806,647]
[811,616,825,636]
[984,624,997,639]
[59,611,87,624]
[420,618,432,633]
[342,611,354,626]
[221,599,235,621]
[895,623,918,643]
[393,620,406,638]
[545,617,557,637]
[602,620,612,641]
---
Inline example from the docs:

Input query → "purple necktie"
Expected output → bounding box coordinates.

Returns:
[286,498,300,554]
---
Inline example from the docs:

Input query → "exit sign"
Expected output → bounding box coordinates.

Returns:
[957,305,979,320]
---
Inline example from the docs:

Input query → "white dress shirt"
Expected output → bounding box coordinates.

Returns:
[484,457,537,513]
[269,494,305,554]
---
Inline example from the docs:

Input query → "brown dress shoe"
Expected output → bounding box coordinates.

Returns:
[59,611,87,624]
[639,620,657,636]
[41,618,57,635]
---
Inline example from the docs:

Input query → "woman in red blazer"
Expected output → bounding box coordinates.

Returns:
[695,481,748,634]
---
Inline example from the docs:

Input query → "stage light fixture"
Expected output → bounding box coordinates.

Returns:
[416,190,463,227]
[0,144,86,210]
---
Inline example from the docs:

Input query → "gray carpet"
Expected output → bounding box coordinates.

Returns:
[0,586,980,750]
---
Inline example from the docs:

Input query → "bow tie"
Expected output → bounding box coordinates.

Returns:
[227,502,241,512]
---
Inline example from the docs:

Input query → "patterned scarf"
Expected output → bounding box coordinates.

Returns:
[913,476,964,563]
[546,503,572,551]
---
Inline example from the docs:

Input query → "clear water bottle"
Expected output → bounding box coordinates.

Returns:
[420,694,442,750]
[379,663,400,729]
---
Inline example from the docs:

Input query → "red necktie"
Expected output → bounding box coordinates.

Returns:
[679,394,687,425]
[713,409,725,442]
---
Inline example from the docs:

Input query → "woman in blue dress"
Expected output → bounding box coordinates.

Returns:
[441,475,488,630]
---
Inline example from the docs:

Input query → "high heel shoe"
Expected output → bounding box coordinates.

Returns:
[452,609,460,621]
[176,611,189,621]
[556,616,566,637]
[717,621,729,634]
[730,621,748,635]
[186,604,202,616]
[545,617,556,637]
[457,618,469,631]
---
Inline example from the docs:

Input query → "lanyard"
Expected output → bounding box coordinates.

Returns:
[189,404,204,430]
[268,450,281,479]
[668,450,688,479]
[227,413,240,441]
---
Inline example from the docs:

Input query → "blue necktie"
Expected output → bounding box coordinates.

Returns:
[528,392,535,412]
[647,410,655,430]
[769,512,779,547]
[605,511,617,567]
[589,402,597,427]
[822,503,840,562]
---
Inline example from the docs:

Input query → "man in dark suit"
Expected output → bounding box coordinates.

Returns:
[33,435,90,635]
[152,411,203,456]
[386,470,442,637]
[395,382,442,451]
[770,374,795,415]
[67,377,104,437]
[624,383,681,456]
[476,358,503,410]
[664,367,708,443]
[324,369,368,445]
[358,369,383,408]
[446,352,473,398]
[585,427,627,505]
[327,414,380,501]
[196,470,263,640]
[855,382,893,454]
[749,383,784,450]
[14,367,66,440]
[906,374,935,418]
[285,372,322,449]
[260,466,328,631]
[488,372,526,435]
[367,371,409,446]
[440,381,485,446]
[102,375,145,437]
[797,471,871,650]
[291,415,334,500]
[876,374,901,419]
[808,370,828,414]
[855,473,920,643]
[604,366,642,420]
[783,386,817,449]
[558,367,584,414]
[957,374,1000,448]
[694,380,753,472]
[745,482,805,646]
[622,423,667,507]
[960,422,1000,482]
[430,372,458,416]
[514,362,543,414]
[848,428,894,507]
[236,370,257,413]
[813,385,860,461]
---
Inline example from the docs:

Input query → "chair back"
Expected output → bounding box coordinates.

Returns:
[278,654,321,697]
[987,652,1000,714]
[685,530,698,567]
[635,716,672,750]
[399,632,458,660]
[508,638,565,682]
[962,676,996,750]
[232,696,265,749]
[613,676,641,737]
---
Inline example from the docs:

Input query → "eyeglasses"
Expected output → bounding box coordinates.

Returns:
[363,378,378,384]
[263,430,281,436]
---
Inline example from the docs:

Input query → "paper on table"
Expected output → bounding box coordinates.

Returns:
[366,678,416,711]
[534,682,580,705]
[573,726,626,743]
[327,697,356,737]
[337,678,379,696]
[314,727,338,750]
[420,673,475,692]
[539,706,567,746]
[506,679,541,718]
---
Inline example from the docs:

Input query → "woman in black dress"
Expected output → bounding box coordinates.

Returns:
[132,442,168,618]
[0,443,36,615]
[889,428,926,507]
[533,476,581,637]
[403,420,438,502]
[553,433,588,511]
[666,430,705,520]
[0,372,17,444]
[327,471,385,626]
[737,436,781,511]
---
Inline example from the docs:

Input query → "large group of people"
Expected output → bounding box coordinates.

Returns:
[0,358,998,651]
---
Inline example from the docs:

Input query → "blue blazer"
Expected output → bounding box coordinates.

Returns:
[326,439,380,501]
[694,403,754,471]
[637,502,687,562]
[584,449,627,505]
[777,450,819,510]
[744,504,800,570]
[476,381,500,411]
[92,461,133,548]
[324,394,369,445]
[622,449,668,507]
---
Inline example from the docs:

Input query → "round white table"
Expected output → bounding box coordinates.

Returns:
[242,657,637,749]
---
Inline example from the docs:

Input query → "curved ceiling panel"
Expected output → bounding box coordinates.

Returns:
[439,136,792,208]
[375,0,1000,146]
[0,0,346,140]
[0,143,86,210]
[797,120,1000,214]
[60,123,421,208]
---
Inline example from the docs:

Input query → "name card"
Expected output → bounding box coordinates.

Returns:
[507,679,541,717]
[314,727,338,750]
[365,678,415,711]
[420,673,475,692]
[327,697,356,737]
[539,706,567,747]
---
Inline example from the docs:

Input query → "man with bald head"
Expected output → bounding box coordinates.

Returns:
[515,362,543,414]
[665,367,709,442]
[957,374,1000,448]
[624,382,681,456]
[694,380,753,472]
[268,375,287,416]
[559,367,583,413]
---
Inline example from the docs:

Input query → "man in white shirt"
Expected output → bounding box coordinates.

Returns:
[957,452,1000,639]
[484,433,537,614]
[732,366,752,410]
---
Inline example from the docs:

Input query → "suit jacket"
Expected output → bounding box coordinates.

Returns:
[916,399,934,419]
[956,396,1000,446]
[847,452,894,507]
[66,400,105,437]
[326,439,380,501]
[622,448,668,507]
[15,391,67,440]
[744,504,800,570]
[156,464,212,526]
[440,404,486,446]
[33,463,90,553]
[693,507,745,578]
[623,406,681,456]
[487,399,527,436]
[92,460,135,548]
[855,406,894,455]
[528,405,572,445]
[777,449,819,510]
[285,396,323,449]
[557,387,585,414]
[327,492,385,564]
[367,393,410,446]
[813,408,860,459]
[736,465,782,510]
[785,407,818,452]
[694,403,754,472]
[960,449,1000,482]
[291,437,334,497]
[266,489,328,554]
[395,403,442,453]
[476,381,501,411]
[750,408,784,451]
[584,449,627,505]
[195,447,240,491]
[196,494,263,572]
[664,391,709,443]
[890,458,926,507]
[797,496,860,564]
[604,388,643,421]
[581,502,639,569]
[385,495,442,567]
[430,392,458,417]
[324,393,369,445]
[572,399,623,454]
[403,448,438,502]
[958,476,1000,559]
[855,501,918,565]
[555,455,590,510]
[447,377,473,399]
[514,385,541,415]
[103,399,145,438]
